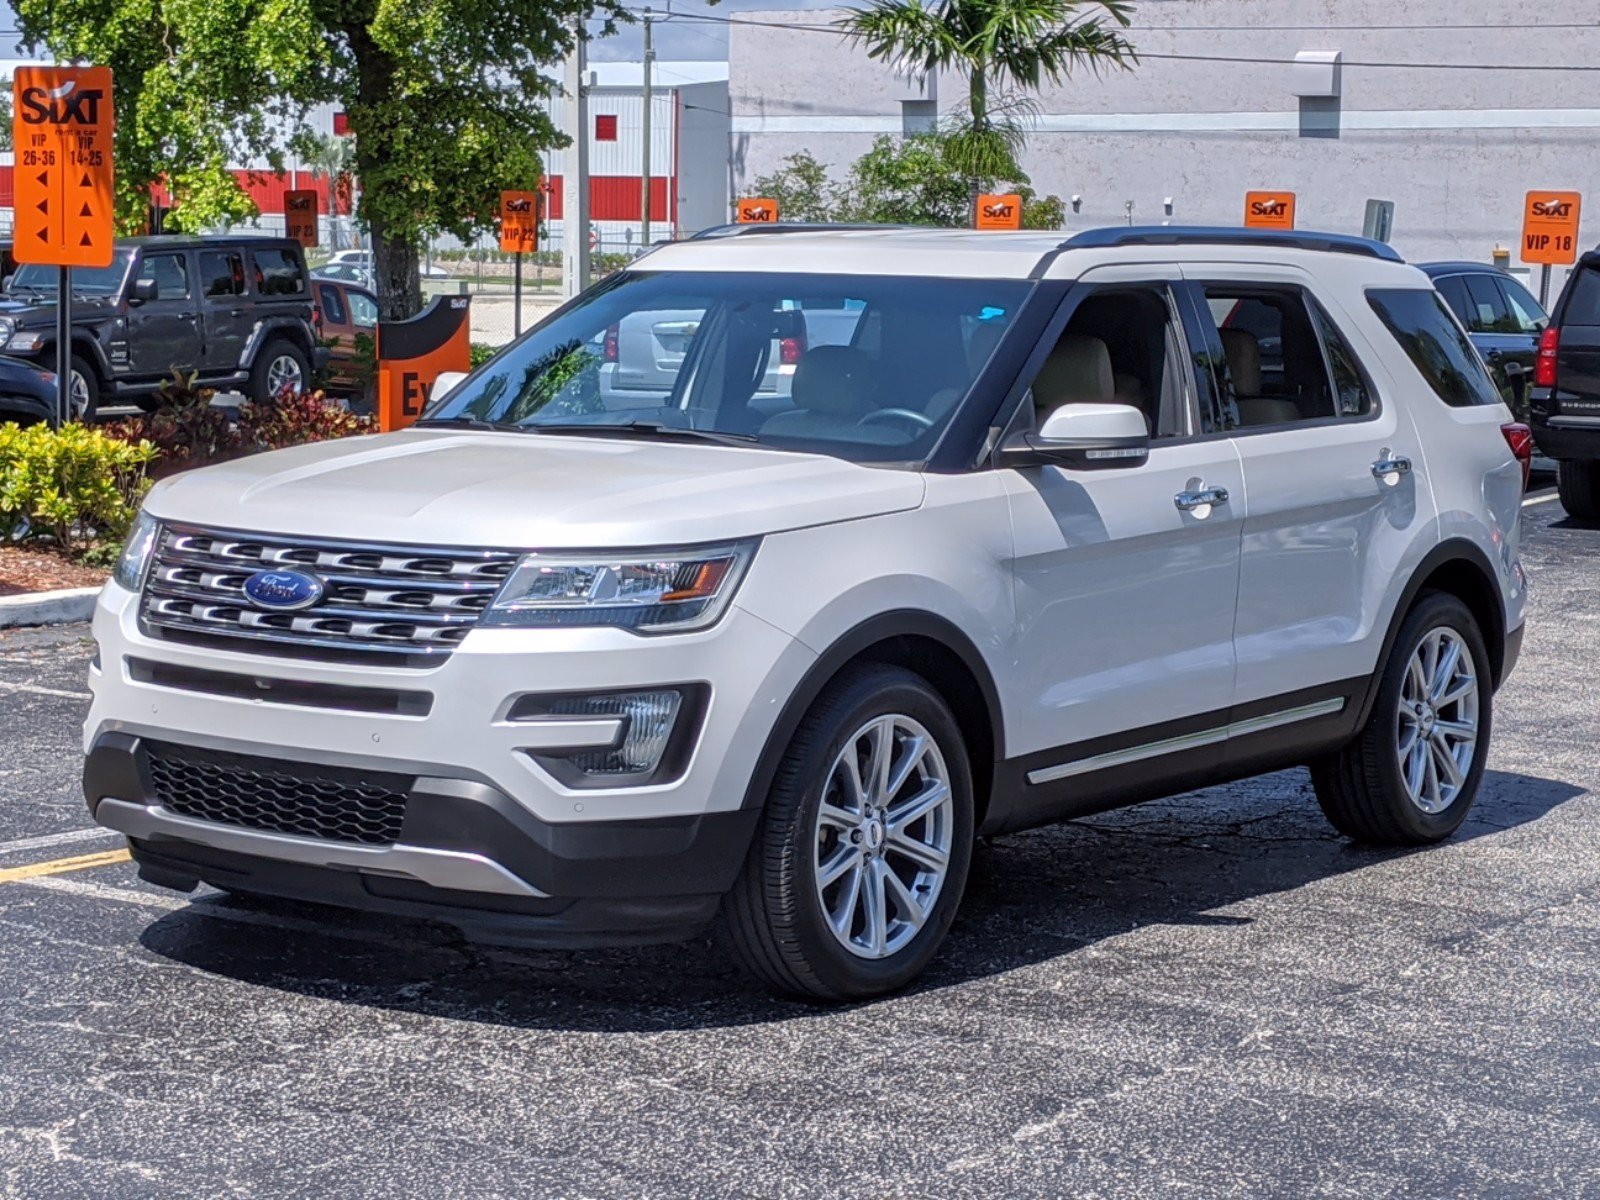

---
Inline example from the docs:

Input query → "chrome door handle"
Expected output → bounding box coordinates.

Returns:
[1175,485,1229,512]
[1371,455,1412,480]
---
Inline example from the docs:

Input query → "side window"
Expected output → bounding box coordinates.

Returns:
[1367,288,1503,408]
[252,248,307,296]
[1434,275,1474,328]
[1309,303,1374,417]
[1027,286,1192,439]
[349,292,378,328]
[1200,285,1338,427]
[318,283,347,326]
[1464,273,1514,333]
[138,254,190,301]
[198,252,245,299]
[1497,277,1547,333]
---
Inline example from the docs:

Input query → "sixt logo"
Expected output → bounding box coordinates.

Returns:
[286,194,313,211]
[504,197,533,213]
[982,201,1016,220]
[1532,198,1573,218]
[19,79,105,126]
[741,204,774,221]
[1250,198,1289,216]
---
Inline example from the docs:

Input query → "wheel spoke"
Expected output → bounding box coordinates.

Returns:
[887,828,948,873]
[884,734,928,803]
[1431,734,1465,790]
[1436,678,1477,709]
[1433,718,1476,743]
[1405,739,1428,799]
[886,779,949,836]
[838,749,867,810]
[882,868,926,931]
[818,800,859,830]
[1429,639,1463,703]
[867,718,895,804]
[1405,655,1428,702]
[1422,743,1442,810]
[1398,723,1421,758]
[828,862,864,939]
[860,859,888,955]
[817,842,862,888]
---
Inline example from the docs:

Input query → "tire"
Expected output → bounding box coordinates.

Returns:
[722,664,975,1001]
[68,354,99,421]
[248,338,310,404]
[1311,591,1493,846]
[1556,459,1600,520]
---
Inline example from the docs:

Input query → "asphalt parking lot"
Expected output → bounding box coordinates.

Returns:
[1,486,1597,1199]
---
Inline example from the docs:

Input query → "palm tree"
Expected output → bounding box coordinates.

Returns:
[306,132,356,248]
[840,0,1135,190]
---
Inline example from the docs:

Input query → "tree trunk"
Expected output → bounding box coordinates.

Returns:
[349,29,423,321]
[369,210,423,321]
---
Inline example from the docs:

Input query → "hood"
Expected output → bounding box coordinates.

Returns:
[0,295,117,326]
[144,428,925,549]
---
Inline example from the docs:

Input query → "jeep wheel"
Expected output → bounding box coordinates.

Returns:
[1312,592,1492,846]
[723,664,974,1000]
[1556,459,1600,520]
[249,339,309,404]
[69,355,99,421]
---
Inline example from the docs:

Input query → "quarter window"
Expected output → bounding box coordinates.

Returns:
[1367,288,1503,408]
[1497,276,1547,333]
[1464,273,1514,333]
[252,248,306,296]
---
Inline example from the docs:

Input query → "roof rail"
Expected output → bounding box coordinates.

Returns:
[1060,225,1405,263]
[690,221,927,239]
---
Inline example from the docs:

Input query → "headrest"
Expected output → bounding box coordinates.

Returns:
[1033,334,1113,410]
[790,345,876,414]
[1219,328,1261,398]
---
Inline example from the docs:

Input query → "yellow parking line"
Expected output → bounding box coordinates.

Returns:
[0,848,131,884]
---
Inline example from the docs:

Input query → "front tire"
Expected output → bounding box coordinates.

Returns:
[1556,459,1600,520]
[69,354,99,421]
[1312,592,1492,845]
[723,664,974,1000]
[248,339,310,404]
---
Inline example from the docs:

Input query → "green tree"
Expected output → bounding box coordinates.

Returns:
[16,0,622,318]
[830,132,1068,229]
[840,0,1134,189]
[749,152,841,223]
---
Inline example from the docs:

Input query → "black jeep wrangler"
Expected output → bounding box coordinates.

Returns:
[0,235,326,416]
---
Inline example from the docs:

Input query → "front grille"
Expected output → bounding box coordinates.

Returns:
[140,524,518,662]
[147,743,410,846]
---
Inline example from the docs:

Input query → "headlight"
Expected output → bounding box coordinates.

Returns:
[482,540,756,633]
[6,331,45,352]
[0,318,13,343]
[112,511,159,592]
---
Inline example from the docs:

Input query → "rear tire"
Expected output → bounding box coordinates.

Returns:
[248,339,310,404]
[1556,459,1600,520]
[722,664,974,1001]
[1311,592,1492,846]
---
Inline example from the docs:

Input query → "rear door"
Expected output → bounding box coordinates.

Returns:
[127,250,203,379]
[1462,271,1534,416]
[1180,263,1434,715]
[197,248,251,375]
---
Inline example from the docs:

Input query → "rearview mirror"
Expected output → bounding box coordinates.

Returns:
[130,278,159,305]
[1000,402,1150,470]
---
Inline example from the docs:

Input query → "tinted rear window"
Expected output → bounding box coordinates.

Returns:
[1367,288,1501,408]
[252,248,306,296]
[1560,265,1600,327]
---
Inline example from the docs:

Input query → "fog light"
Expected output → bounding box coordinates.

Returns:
[547,690,684,776]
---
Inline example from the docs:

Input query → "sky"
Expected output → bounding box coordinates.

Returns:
[0,0,840,65]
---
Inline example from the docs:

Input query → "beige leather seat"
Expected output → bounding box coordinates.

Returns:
[1033,334,1115,416]
[1220,328,1300,426]
[761,346,877,438]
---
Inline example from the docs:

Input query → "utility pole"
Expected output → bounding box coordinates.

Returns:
[563,19,592,298]
[640,8,655,252]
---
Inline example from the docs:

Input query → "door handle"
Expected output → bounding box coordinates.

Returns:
[229,309,245,318]
[1175,485,1229,512]
[1372,455,1412,483]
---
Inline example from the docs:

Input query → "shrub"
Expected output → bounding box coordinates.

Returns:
[236,391,374,450]
[0,421,156,554]
[470,341,498,370]
[101,375,241,478]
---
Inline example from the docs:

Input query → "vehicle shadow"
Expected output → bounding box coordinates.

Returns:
[136,767,1585,1032]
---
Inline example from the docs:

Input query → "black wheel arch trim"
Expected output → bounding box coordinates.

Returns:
[738,609,1006,814]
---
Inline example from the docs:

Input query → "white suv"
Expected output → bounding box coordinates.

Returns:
[86,226,1529,999]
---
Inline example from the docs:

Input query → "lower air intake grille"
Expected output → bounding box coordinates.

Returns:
[146,744,410,846]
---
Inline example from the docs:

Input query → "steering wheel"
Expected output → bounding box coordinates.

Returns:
[858,407,935,431]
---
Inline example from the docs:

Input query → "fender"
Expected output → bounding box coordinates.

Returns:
[239,316,316,370]
[1354,537,1510,729]
[738,609,1006,814]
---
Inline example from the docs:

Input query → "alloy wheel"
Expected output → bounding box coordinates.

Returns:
[69,370,91,418]
[266,354,304,397]
[1395,626,1480,815]
[813,713,954,959]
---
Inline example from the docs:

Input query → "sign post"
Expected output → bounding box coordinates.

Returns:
[1520,190,1582,308]
[1244,191,1296,230]
[500,190,539,339]
[12,66,115,426]
[975,194,1023,231]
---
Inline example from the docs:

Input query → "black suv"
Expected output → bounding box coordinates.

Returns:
[1529,251,1600,518]
[0,236,326,416]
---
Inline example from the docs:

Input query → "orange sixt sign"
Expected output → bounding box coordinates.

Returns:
[1244,191,1296,229]
[975,193,1023,230]
[735,197,779,224]
[1521,191,1581,265]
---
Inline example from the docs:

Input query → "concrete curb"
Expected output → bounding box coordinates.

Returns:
[0,586,100,629]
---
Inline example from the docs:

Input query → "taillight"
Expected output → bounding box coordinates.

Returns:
[312,304,323,332]
[1502,421,1533,490]
[779,334,806,365]
[603,323,619,363]
[1534,326,1559,388]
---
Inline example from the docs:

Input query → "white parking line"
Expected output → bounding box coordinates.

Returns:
[0,827,119,856]
[0,679,91,700]
[1522,492,1562,508]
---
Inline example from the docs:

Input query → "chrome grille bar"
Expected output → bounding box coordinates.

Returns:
[140,523,519,661]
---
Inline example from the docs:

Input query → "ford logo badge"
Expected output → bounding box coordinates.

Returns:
[241,569,324,611]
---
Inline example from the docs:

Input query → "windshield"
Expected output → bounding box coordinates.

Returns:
[9,252,133,296]
[420,270,1028,464]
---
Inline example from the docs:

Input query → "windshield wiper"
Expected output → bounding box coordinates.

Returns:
[532,420,759,447]
[413,415,526,432]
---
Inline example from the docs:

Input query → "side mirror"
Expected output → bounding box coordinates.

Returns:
[433,371,468,400]
[130,278,159,305]
[1000,402,1150,470]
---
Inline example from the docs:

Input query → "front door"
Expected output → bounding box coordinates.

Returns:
[1003,266,1245,779]
[197,249,252,376]
[127,251,202,380]
[1180,263,1433,716]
